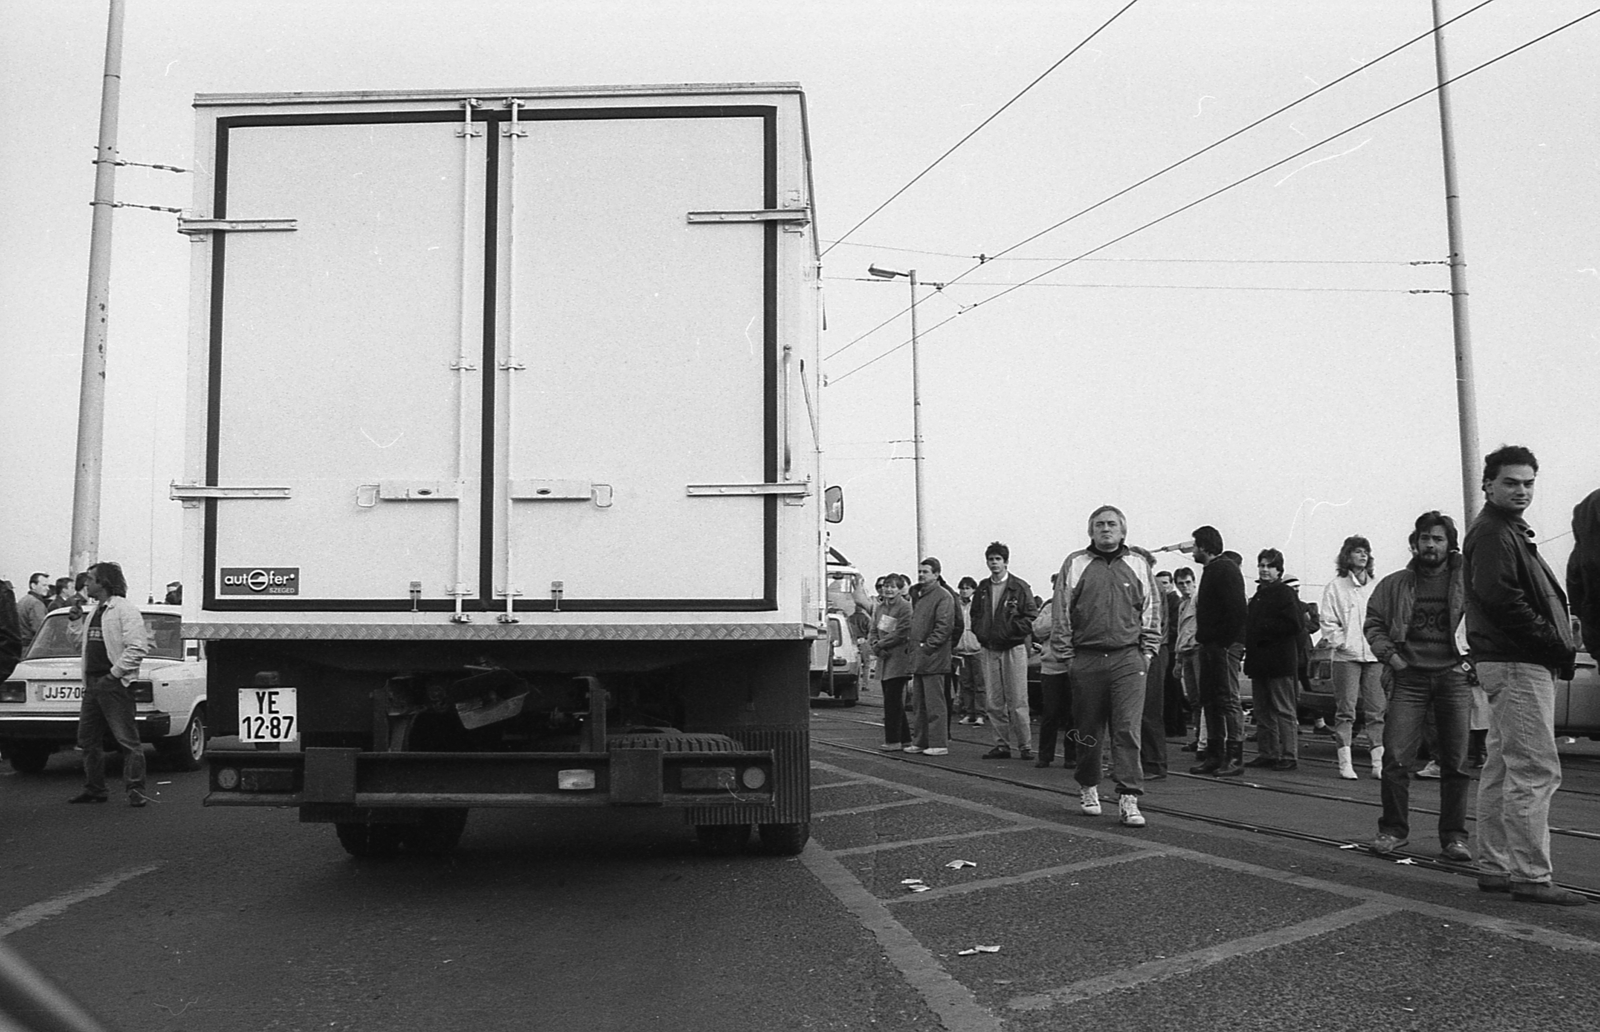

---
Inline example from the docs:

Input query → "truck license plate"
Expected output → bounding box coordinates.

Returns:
[41,685,83,701]
[238,687,298,743]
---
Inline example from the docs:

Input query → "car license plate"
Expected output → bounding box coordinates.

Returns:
[238,687,298,743]
[41,685,83,701]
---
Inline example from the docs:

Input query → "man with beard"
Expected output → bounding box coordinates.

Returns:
[1364,512,1473,861]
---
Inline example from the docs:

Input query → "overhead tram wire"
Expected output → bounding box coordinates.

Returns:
[823,276,1422,294]
[819,0,1145,259]
[823,0,1500,364]
[828,6,1600,386]
[824,242,1421,265]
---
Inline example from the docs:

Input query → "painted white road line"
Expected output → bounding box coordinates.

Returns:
[810,797,931,819]
[801,842,1002,1032]
[1008,901,1395,1011]
[0,863,163,937]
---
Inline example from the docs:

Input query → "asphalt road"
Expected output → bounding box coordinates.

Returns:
[3,712,1599,1032]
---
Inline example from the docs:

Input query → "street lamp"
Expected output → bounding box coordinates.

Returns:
[867,263,927,562]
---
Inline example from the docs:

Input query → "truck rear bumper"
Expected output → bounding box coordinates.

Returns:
[204,746,797,821]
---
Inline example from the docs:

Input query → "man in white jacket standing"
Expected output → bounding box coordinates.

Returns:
[68,561,152,807]
[1320,536,1386,780]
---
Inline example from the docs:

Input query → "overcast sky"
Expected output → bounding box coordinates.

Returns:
[2,0,1597,602]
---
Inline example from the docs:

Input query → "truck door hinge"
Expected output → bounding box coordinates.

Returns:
[176,218,298,236]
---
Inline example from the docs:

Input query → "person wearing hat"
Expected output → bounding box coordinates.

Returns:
[1051,505,1163,827]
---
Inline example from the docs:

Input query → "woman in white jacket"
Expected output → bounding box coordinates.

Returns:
[1319,536,1386,780]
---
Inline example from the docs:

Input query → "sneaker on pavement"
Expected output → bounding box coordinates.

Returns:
[1018,749,1035,761]
[1369,833,1409,856]
[972,717,986,726]
[1511,883,1589,907]
[1415,761,1441,779]
[981,746,1011,759]
[1079,786,1102,816]
[902,745,922,753]
[68,791,109,804]
[877,742,903,752]
[127,788,152,808]
[1118,794,1146,827]
[1440,840,1471,862]
[958,716,974,725]
[922,747,948,756]
[1477,874,1510,893]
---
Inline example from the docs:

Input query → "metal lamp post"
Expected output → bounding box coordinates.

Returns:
[867,263,926,562]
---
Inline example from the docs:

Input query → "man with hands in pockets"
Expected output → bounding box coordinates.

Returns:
[68,561,152,808]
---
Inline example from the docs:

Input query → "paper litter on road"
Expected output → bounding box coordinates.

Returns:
[944,860,976,869]
[956,945,1001,956]
[907,884,931,892]
[1394,858,1418,865]
[1338,843,1358,850]
[900,878,924,884]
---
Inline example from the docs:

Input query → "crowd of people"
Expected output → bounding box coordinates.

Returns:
[845,444,1600,907]
[0,565,178,809]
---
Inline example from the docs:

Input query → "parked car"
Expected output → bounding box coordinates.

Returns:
[810,612,861,706]
[0,604,209,773]
[1298,644,1600,741]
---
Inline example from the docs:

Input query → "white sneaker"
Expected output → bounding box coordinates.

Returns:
[957,716,973,724]
[1119,794,1146,828]
[1370,746,1385,780]
[903,745,922,753]
[877,742,902,752]
[1079,786,1102,815]
[1336,745,1359,780]
[922,747,948,756]
[1415,760,1441,779]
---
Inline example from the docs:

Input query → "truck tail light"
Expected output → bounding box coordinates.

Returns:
[739,766,768,791]
[130,680,154,703]
[0,681,25,703]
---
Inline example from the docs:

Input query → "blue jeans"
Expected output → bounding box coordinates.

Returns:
[1197,645,1243,746]
[1070,647,1146,796]
[1379,666,1470,844]
[1332,660,1386,749]
[78,678,146,795]
[982,645,1031,752]
[1250,675,1299,761]
[1475,661,1563,886]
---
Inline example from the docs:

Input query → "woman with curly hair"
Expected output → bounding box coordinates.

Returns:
[1319,536,1386,780]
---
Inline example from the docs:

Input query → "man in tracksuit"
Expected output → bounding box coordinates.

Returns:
[1465,446,1583,906]
[1052,505,1162,827]
[1364,511,1473,861]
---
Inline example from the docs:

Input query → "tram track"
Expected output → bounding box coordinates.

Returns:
[811,719,1600,905]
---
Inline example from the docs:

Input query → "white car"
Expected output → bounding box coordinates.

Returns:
[0,604,209,773]
[809,611,861,705]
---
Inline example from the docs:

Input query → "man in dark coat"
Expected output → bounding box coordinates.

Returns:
[1569,488,1600,660]
[1244,549,1303,771]
[1188,526,1247,777]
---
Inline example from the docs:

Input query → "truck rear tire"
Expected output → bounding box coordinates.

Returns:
[758,822,809,856]
[335,821,403,859]
[400,809,469,855]
[4,742,53,774]
[694,823,751,855]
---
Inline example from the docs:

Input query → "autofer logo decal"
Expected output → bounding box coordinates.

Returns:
[220,567,300,596]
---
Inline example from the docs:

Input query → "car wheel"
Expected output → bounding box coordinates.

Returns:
[335,821,403,859]
[694,823,751,855]
[5,741,54,774]
[399,809,469,856]
[757,822,809,856]
[160,706,207,772]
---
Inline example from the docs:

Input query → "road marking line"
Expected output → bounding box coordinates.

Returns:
[887,850,1171,905]
[1007,901,1395,1011]
[1,863,163,937]
[811,797,930,819]
[811,777,877,789]
[800,843,1002,1032]
[811,751,1600,956]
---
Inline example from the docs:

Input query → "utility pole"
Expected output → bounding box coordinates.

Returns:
[867,264,928,561]
[1431,0,1482,525]
[69,0,126,578]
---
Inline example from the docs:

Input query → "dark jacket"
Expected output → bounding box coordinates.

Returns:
[0,579,21,683]
[1243,578,1303,678]
[908,580,956,675]
[1195,556,1247,648]
[868,597,913,682]
[970,574,1038,651]
[1463,502,1575,669]
[1569,489,1600,658]
[1364,553,1467,666]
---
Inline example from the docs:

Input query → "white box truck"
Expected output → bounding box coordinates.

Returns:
[174,84,827,857]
